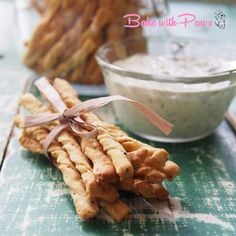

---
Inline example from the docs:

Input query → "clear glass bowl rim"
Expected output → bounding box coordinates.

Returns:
[96,35,236,84]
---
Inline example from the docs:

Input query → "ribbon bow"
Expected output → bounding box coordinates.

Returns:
[23,77,174,158]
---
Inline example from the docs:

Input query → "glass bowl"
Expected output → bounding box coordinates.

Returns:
[96,36,236,143]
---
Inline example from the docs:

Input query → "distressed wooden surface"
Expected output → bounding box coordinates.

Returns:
[0,1,236,235]
[0,101,236,236]
[0,0,30,164]
[0,72,28,164]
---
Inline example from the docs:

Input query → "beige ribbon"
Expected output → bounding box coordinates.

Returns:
[23,77,174,158]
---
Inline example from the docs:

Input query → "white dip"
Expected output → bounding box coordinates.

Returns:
[104,54,236,142]
[114,54,226,77]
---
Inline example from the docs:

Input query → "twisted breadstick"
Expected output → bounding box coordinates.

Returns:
[24,4,78,69]
[66,63,86,83]
[105,127,180,181]
[80,137,118,184]
[14,115,99,220]
[99,199,130,222]
[52,78,180,197]
[80,57,102,84]
[20,94,119,203]
[42,3,96,70]
[133,180,169,199]
[24,0,148,84]
[47,38,97,79]
[19,130,44,154]
[58,6,111,64]
[26,0,62,49]
[53,79,134,190]
[16,126,131,221]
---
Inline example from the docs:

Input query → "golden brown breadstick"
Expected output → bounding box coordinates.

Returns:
[24,7,64,67]
[107,127,169,168]
[47,38,97,79]
[24,0,88,69]
[53,78,134,190]
[54,79,171,187]
[23,0,148,85]
[42,3,96,70]
[41,79,117,182]
[19,130,44,154]
[66,62,87,83]
[133,180,169,199]
[14,116,99,220]
[41,17,86,70]
[58,132,118,202]
[81,57,102,84]
[16,127,131,222]
[60,6,111,63]
[87,66,102,85]
[52,78,180,189]
[81,138,118,184]
[26,0,62,48]
[162,160,181,181]
[105,1,127,59]
[99,199,131,222]
[53,78,172,187]
[90,7,112,31]
[108,127,180,181]
[94,126,134,189]
[20,93,119,203]
[135,165,166,184]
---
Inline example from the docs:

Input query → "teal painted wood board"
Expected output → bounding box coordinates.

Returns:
[0,1,236,235]
[1,80,236,235]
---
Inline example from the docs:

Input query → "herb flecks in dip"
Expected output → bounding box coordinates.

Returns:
[104,54,235,142]
[114,54,226,77]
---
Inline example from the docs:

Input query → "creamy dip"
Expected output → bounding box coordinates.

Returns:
[104,54,236,142]
[114,54,226,77]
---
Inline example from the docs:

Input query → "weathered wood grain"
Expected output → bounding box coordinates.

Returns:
[0,0,31,165]
[0,108,235,235]
[0,72,29,165]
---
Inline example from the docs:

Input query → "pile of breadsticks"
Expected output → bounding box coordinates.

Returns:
[24,0,145,84]
[14,78,180,222]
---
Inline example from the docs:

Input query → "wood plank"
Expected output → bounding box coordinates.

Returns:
[0,91,235,235]
[0,72,29,165]
[0,0,31,165]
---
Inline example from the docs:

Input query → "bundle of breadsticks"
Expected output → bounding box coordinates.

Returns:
[14,78,180,222]
[24,0,148,84]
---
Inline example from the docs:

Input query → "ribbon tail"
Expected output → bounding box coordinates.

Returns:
[35,77,67,113]
[127,99,174,135]
[43,123,69,157]
[23,113,59,128]
[65,95,174,135]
